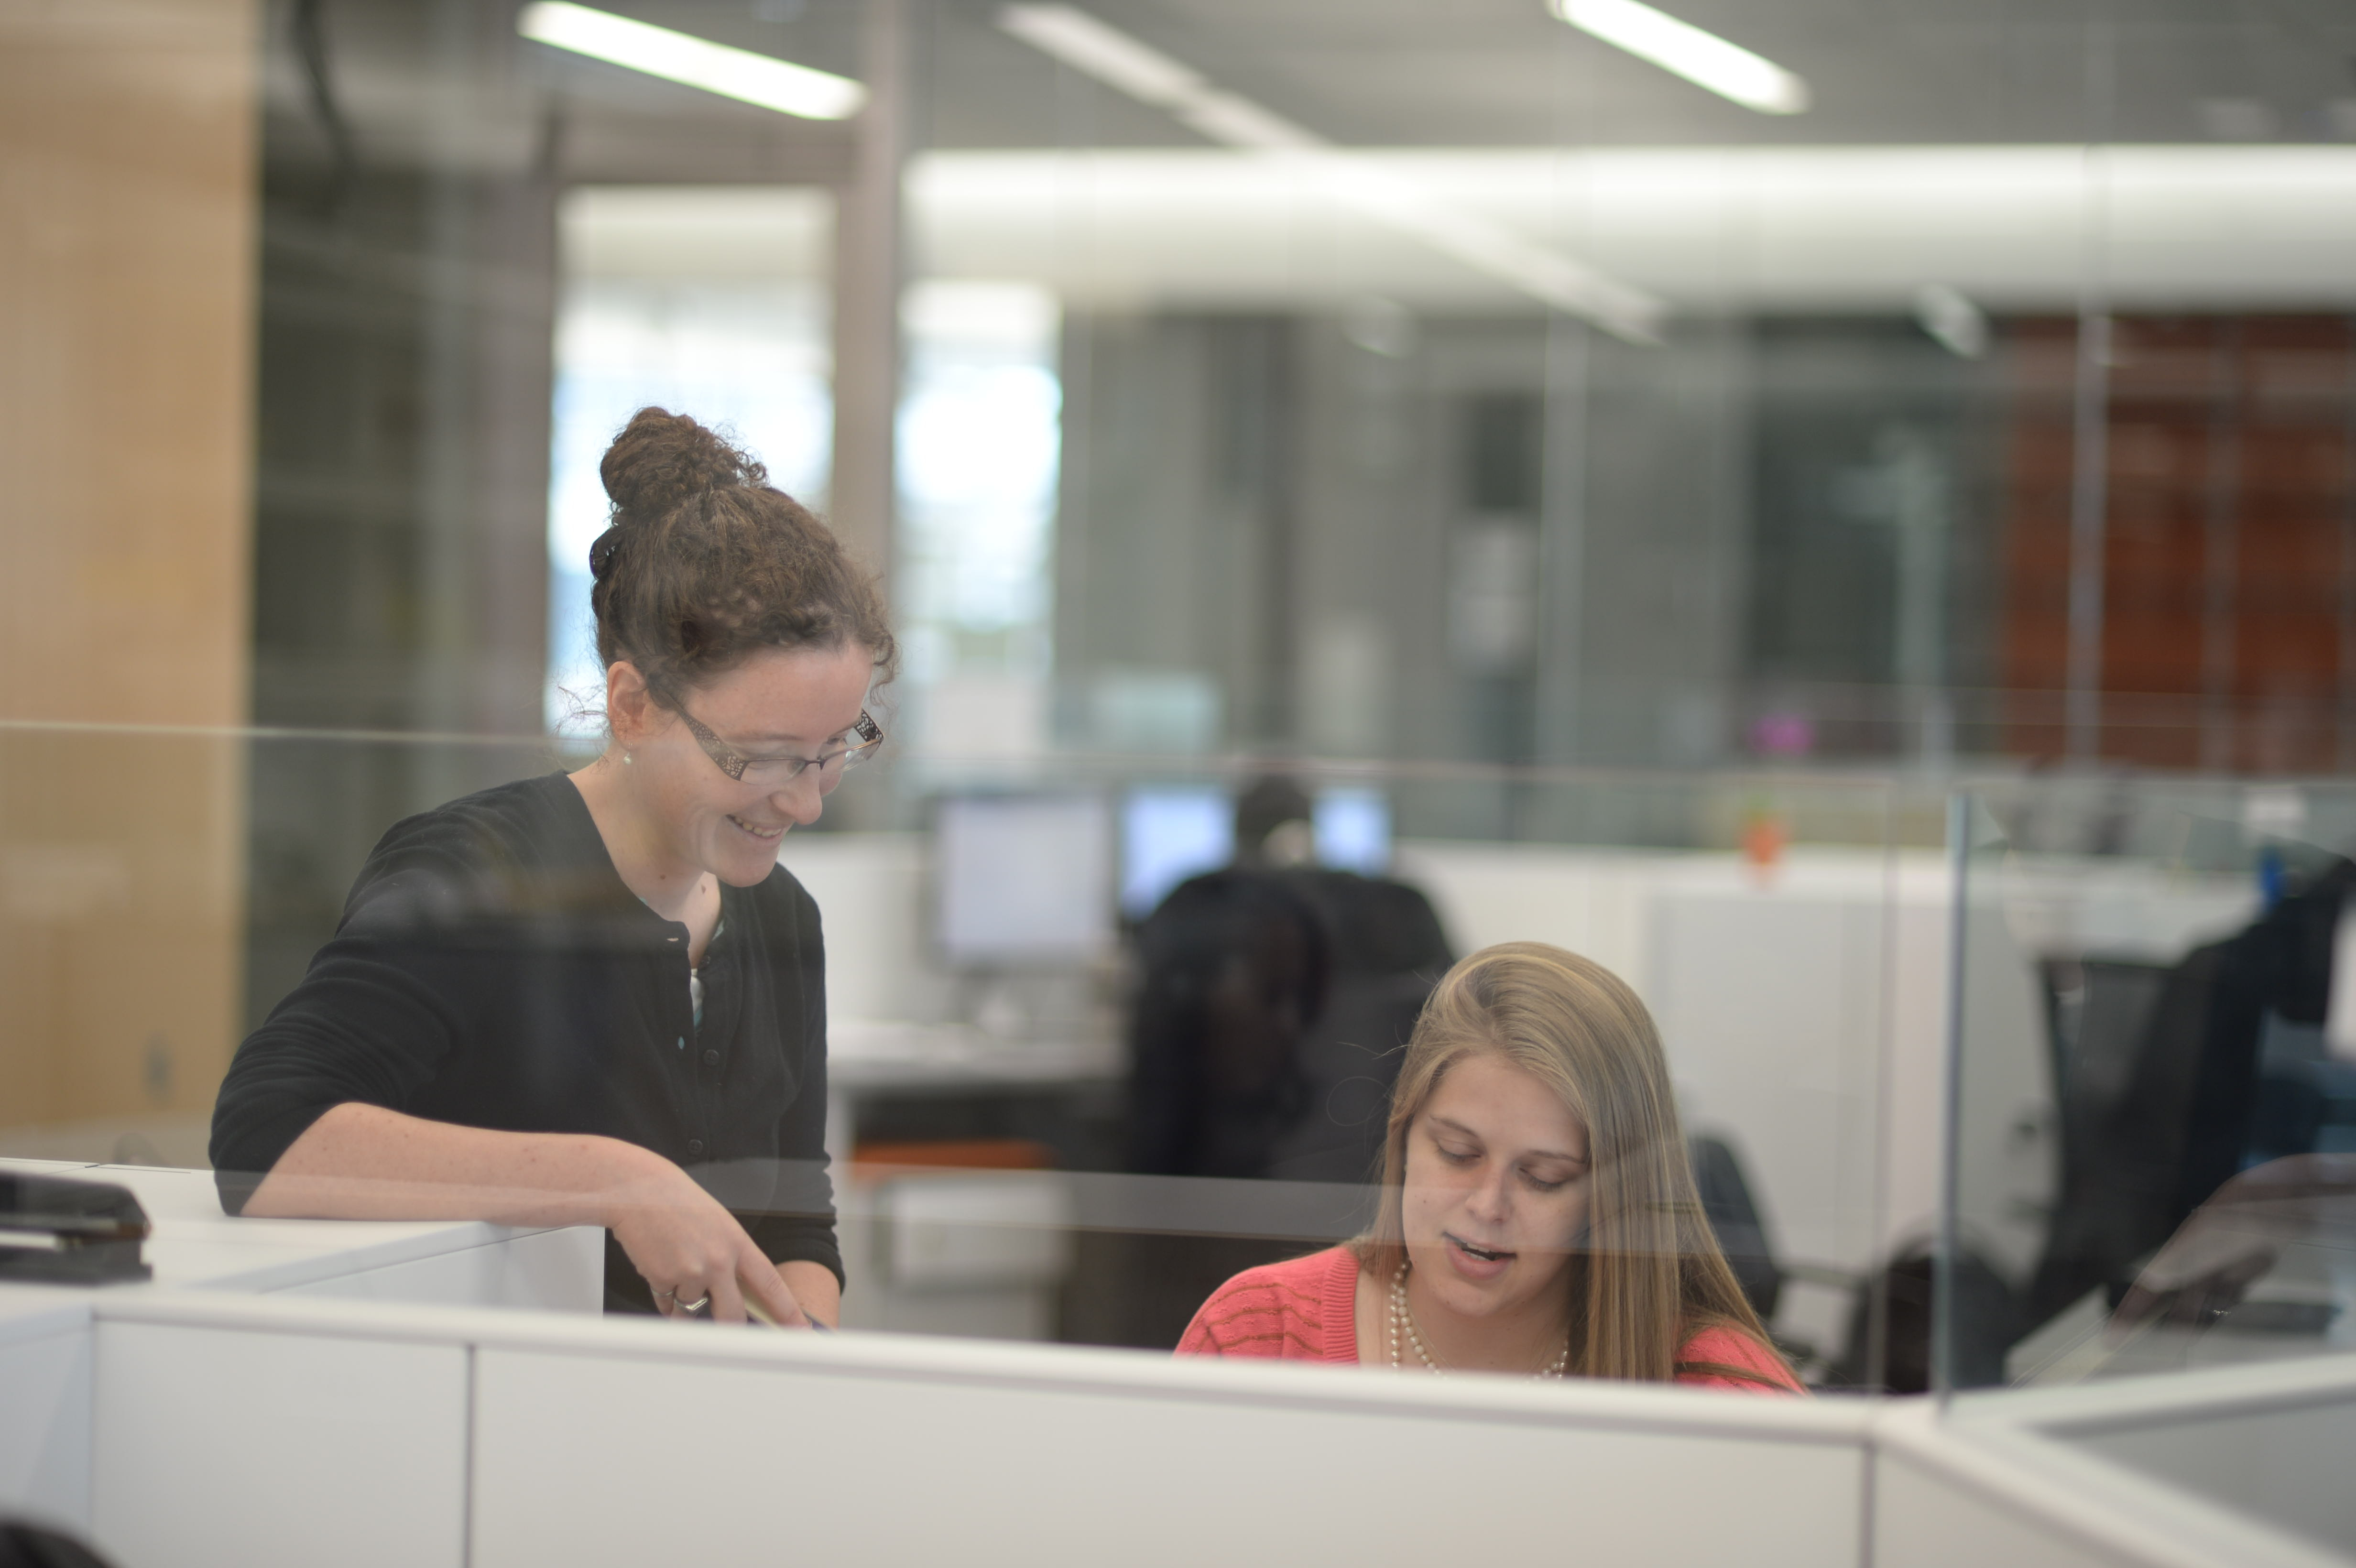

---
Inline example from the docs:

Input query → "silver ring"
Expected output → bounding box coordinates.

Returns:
[677,1294,711,1316]
[653,1287,677,1303]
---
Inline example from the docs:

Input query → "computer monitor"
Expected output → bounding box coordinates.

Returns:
[1314,786,1391,875]
[1120,785,1234,918]
[934,794,1114,967]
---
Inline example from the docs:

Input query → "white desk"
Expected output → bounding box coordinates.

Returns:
[824,1020,1120,1162]
[822,1025,1121,1341]
[1,1160,603,1307]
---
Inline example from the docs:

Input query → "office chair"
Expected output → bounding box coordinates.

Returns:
[1262,869,1454,1186]
[1126,869,1333,1180]
[1828,1244,2020,1394]
[1689,1134,1781,1323]
[2021,856,2356,1337]
[2019,955,2175,1331]
[0,1522,112,1568]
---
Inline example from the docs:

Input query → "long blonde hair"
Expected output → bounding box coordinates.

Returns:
[1352,941,1786,1385]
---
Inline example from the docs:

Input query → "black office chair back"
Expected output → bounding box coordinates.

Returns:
[2024,858,2355,1334]
[1689,1134,1781,1322]
[2040,957,2173,1193]
[0,1521,113,1568]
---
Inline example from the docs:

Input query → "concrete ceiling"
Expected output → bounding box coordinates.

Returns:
[271,0,2356,179]
[906,0,2356,150]
[267,0,2356,317]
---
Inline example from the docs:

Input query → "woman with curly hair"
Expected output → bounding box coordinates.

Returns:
[212,408,892,1329]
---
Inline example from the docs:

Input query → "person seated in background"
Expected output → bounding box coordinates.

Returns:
[1087,870,1334,1348]
[1175,942,1799,1389]
[1239,777,1456,1185]
[1126,776,1452,1184]
[1127,870,1333,1180]
[1096,779,1451,1349]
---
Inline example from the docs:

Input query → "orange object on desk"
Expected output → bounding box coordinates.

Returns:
[849,1138,1055,1176]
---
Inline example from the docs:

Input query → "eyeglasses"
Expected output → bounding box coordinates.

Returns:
[676,708,884,787]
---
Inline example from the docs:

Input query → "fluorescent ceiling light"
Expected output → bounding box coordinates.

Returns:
[518,1,865,121]
[995,4,1664,341]
[1550,0,1809,116]
[1914,284,1987,359]
[997,5,1204,108]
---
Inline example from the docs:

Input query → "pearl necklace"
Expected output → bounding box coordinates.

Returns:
[1388,1263,1570,1379]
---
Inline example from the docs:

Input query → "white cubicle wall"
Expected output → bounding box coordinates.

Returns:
[0,1162,603,1557]
[19,1279,2355,1568]
[1873,1355,2356,1568]
[0,1292,91,1536]
[31,1287,1876,1568]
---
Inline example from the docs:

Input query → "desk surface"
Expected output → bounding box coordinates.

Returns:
[828,1020,1120,1095]
[1,1159,572,1300]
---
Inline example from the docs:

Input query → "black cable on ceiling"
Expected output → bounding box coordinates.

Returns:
[292,0,358,218]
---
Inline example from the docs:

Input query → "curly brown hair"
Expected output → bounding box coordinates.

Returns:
[588,407,896,706]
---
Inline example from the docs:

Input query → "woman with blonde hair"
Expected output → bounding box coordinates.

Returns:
[1176,941,1798,1388]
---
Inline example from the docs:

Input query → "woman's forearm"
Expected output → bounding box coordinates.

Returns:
[242,1102,665,1229]
[248,1105,843,1330]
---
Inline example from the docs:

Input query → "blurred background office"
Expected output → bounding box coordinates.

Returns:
[7,0,2356,1386]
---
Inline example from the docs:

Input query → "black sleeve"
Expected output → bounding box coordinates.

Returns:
[743,875,844,1289]
[207,835,490,1213]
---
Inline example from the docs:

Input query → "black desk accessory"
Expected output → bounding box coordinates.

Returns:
[0,1172,153,1285]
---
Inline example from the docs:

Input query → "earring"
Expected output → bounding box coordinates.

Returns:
[622,751,633,766]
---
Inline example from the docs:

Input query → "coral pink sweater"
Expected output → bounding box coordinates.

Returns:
[1176,1247,1802,1392]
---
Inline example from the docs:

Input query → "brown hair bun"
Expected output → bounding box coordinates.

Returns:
[599,407,766,525]
[589,407,896,702]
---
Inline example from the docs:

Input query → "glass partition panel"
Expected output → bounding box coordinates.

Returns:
[1948,776,2356,1396]
[4,720,1917,1391]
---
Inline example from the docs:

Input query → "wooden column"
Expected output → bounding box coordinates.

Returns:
[0,0,257,1133]
[829,0,907,592]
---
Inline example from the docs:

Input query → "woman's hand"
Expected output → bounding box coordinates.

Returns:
[600,1148,811,1328]
[246,1106,821,1327]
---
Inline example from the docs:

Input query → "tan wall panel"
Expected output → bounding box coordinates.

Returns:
[0,0,256,1129]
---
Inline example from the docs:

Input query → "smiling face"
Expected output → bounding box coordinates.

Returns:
[1400,1049,1591,1324]
[617,640,874,887]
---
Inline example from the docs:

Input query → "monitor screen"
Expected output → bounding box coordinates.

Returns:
[935,794,1114,966]
[1314,786,1391,875]
[1120,786,1234,918]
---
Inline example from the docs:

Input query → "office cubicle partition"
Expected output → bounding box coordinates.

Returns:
[22,1274,2356,1568]
[5,722,2356,1564]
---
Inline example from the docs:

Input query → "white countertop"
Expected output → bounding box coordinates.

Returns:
[2,1160,579,1298]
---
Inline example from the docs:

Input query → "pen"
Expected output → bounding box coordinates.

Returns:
[743,1296,830,1331]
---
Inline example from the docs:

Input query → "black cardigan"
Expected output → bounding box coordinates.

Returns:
[210,773,841,1304]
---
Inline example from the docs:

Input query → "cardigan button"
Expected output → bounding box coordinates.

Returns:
[686,1139,705,1157]
[702,1049,720,1067]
